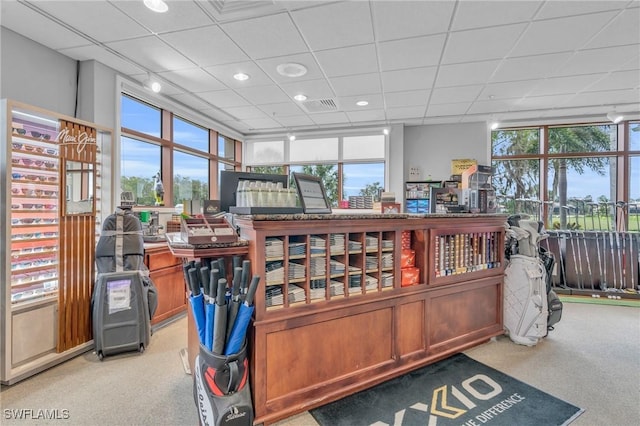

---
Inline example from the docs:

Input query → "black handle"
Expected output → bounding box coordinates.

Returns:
[188,268,200,296]
[241,260,251,293]
[200,266,210,296]
[209,268,219,300]
[244,276,260,306]
[232,267,243,298]
[216,278,227,306]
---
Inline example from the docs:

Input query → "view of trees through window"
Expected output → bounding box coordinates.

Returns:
[492,123,638,231]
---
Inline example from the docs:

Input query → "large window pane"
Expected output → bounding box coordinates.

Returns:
[343,135,385,159]
[245,140,284,164]
[547,156,616,230]
[173,151,209,205]
[342,163,385,200]
[492,129,539,156]
[290,138,338,162]
[630,121,640,151]
[218,135,235,161]
[121,95,161,138]
[491,159,540,215]
[120,137,161,206]
[630,156,640,232]
[290,164,338,207]
[173,116,209,152]
[217,162,235,198]
[548,124,616,154]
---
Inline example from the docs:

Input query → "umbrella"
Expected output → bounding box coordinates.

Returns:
[233,255,242,270]
[199,266,211,300]
[240,260,251,300]
[225,267,243,346]
[203,266,216,351]
[212,278,228,355]
[188,267,206,345]
[224,275,260,355]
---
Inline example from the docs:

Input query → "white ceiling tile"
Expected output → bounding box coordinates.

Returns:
[567,88,640,107]
[58,45,145,75]
[157,68,226,92]
[381,67,437,93]
[528,74,608,97]
[386,106,426,120]
[515,94,576,109]
[311,112,351,126]
[442,23,527,64]
[426,102,472,117]
[586,8,640,49]
[314,44,378,77]
[587,70,640,92]
[159,26,248,68]
[256,53,324,83]
[452,1,541,30]
[220,13,308,59]
[550,45,640,77]
[479,80,542,100]
[258,102,306,117]
[34,1,149,43]
[511,12,618,57]
[234,85,291,105]
[204,61,273,88]
[170,93,216,111]
[196,90,251,108]
[491,52,573,82]
[467,98,519,114]
[423,116,463,125]
[384,90,430,108]
[105,36,195,72]
[291,1,374,50]
[346,109,386,123]
[0,1,90,50]
[274,115,317,128]
[535,1,629,20]
[372,1,455,41]
[111,0,214,34]
[222,106,270,120]
[279,79,336,100]
[243,117,282,130]
[337,95,385,112]
[430,85,484,104]
[378,34,446,72]
[435,60,501,88]
[331,73,382,97]
[199,108,236,123]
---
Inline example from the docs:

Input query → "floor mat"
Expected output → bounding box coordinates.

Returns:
[310,353,583,426]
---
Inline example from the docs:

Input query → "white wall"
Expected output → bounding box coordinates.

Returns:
[404,122,489,181]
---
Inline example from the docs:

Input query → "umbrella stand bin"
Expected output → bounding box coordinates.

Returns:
[193,341,253,426]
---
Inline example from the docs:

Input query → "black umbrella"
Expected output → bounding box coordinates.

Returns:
[225,266,243,346]
[212,278,228,355]
[225,275,259,355]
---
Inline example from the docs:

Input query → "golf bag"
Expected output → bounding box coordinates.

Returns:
[504,215,562,346]
[193,342,254,426]
[92,207,157,359]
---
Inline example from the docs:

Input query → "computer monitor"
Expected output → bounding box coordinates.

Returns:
[219,170,289,213]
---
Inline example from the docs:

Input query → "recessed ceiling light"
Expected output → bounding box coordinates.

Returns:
[294,94,307,101]
[383,128,389,135]
[144,0,168,13]
[276,63,307,78]
[356,100,369,107]
[233,73,249,81]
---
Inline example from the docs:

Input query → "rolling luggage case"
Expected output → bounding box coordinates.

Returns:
[92,271,151,360]
[92,207,155,360]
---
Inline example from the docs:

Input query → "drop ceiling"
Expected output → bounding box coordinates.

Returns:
[1,0,639,137]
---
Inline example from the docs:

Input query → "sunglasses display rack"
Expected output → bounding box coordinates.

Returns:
[2,99,112,385]
[9,124,60,306]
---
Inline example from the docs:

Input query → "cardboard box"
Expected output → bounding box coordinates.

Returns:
[401,267,420,287]
[401,249,415,268]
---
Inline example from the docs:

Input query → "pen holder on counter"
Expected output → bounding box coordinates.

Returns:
[193,341,253,426]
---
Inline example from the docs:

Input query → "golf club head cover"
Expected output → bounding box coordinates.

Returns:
[193,342,253,426]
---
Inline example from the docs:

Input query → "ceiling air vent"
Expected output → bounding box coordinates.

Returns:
[301,98,339,113]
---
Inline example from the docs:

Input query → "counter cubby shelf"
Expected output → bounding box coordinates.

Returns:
[234,213,506,425]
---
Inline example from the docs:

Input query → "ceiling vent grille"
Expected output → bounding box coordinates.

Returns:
[301,99,339,113]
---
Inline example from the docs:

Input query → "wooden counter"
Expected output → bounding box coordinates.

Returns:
[234,213,507,425]
[143,243,187,325]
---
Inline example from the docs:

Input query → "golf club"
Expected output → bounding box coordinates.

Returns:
[562,206,580,289]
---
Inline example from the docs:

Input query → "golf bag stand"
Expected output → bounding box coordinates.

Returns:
[193,342,254,426]
[503,215,563,346]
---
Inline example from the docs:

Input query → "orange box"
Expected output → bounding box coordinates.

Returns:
[401,249,415,268]
[401,230,412,249]
[401,267,420,287]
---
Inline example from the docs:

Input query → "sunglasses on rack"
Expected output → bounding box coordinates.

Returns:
[12,128,26,135]
[20,203,57,210]
[30,131,51,140]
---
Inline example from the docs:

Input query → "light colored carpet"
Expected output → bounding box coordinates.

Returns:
[1,303,638,426]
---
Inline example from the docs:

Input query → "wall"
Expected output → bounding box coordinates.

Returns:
[404,122,489,182]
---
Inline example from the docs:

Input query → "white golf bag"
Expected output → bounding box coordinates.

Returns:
[504,216,561,346]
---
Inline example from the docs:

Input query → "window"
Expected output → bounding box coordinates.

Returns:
[218,135,236,161]
[121,95,161,138]
[245,140,284,164]
[173,116,209,152]
[290,164,338,207]
[343,135,385,159]
[120,136,161,206]
[548,125,616,153]
[342,163,385,199]
[290,138,338,162]
[173,151,209,205]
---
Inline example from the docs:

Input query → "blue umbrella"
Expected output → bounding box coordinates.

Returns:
[204,268,218,351]
[187,268,206,345]
[225,267,243,345]
[224,275,259,355]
